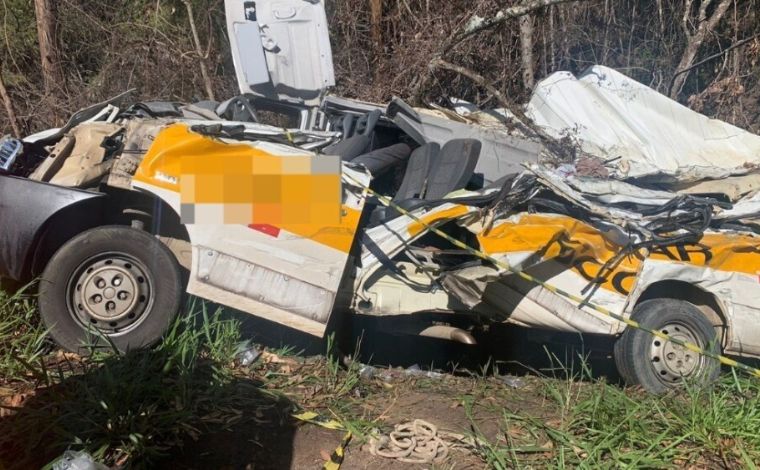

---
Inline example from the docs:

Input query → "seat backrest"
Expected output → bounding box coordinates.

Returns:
[423,139,481,200]
[393,142,440,201]
[323,134,371,161]
[351,143,411,177]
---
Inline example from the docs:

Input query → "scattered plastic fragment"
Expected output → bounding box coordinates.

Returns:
[405,364,444,379]
[52,451,109,470]
[359,364,376,380]
[234,341,261,366]
[499,375,525,389]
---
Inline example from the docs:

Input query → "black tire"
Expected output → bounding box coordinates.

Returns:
[39,226,183,354]
[614,299,721,394]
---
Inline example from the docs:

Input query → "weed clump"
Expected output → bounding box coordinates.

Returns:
[0,303,257,468]
[0,288,47,380]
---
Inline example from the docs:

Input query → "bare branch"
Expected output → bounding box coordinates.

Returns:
[455,0,584,48]
[518,14,535,90]
[182,0,215,101]
[682,0,695,38]
[0,70,21,137]
[34,0,65,97]
[412,0,585,104]
[431,58,574,161]
[670,0,733,98]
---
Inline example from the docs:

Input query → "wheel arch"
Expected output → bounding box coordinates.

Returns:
[30,186,191,278]
[631,279,729,348]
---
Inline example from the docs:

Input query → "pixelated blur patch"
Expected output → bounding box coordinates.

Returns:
[180,152,341,225]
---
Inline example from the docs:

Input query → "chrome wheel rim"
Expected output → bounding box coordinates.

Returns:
[650,321,704,383]
[67,253,153,335]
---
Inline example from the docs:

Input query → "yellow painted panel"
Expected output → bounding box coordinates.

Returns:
[135,124,358,253]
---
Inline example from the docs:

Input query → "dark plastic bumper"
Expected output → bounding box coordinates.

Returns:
[0,176,105,281]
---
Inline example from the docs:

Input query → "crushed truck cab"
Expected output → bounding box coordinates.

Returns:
[3,0,760,393]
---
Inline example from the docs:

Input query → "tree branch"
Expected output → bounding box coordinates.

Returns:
[182,0,215,101]
[0,70,21,137]
[431,58,574,161]
[669,32,760,93]
[455,0,582,47]
[412,0,585,104]
[670,0,733,98]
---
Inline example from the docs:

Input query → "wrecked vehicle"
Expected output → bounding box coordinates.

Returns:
[2,0,760,394]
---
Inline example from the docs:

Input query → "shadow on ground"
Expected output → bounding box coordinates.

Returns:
[225,307,621,382]
[0,350,297,470]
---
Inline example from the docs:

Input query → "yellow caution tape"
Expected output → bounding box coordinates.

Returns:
[323,432,352,470]
[346,173,760,379]
[291,410,352,469]
[292,410,345,430]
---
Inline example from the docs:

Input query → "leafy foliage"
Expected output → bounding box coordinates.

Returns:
[0,0,758,134]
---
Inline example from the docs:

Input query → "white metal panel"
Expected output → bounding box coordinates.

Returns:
[135,165,370,337]
[232,21,271,87]
[527,65,760,182]
[225,0,335,106]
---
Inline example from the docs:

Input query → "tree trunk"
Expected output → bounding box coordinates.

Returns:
[518,14,535,90]
[370,0,383,83]
[411,0,583,103]
[183,0,215,101]
[0,71,21,137]
[670,0,733,98]
[33,0,64,96]
[370,0,383,52]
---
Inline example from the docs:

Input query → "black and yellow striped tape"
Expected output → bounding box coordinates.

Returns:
[291,410,352,469]
[346,173,760,379]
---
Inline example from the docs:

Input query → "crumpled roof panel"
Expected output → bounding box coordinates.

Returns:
[526,65,760,182]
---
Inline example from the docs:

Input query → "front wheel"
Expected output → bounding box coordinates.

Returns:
[614,299,721,394]
[39,226,183,354]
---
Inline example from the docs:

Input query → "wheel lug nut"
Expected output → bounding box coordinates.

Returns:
[117,291,129,301]
[91,294,102,304]
[113,276,122,286]
[106,301,116,311]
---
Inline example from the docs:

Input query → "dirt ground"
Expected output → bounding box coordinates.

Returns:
[164,367,552,470]
[1,316,617,469]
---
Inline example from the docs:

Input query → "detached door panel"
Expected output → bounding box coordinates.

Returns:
[225,0,335,105]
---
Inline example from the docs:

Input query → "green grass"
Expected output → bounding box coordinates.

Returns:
[4,289,760,468]
[0,302,251,469]
[467,363,760,469]
[0,287,48,380]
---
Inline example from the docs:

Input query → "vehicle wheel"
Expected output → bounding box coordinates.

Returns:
[614,299,721,394]
[39,226,183,354]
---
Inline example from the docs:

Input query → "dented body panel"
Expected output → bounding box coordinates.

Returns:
[130,124,369,335]
[3,0,760,366]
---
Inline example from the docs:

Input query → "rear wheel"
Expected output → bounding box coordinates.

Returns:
[39,226,183,354]
[614,299,721,394]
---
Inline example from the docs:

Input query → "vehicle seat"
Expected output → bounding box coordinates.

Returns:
[370,142,440,222]
[423,139,481,200]
[323,134,371,161]
[369,139,481,224]
[323,110,383,161]
[395,142,440,200]
[351,143,412,177]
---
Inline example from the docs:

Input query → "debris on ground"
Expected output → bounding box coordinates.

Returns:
[51,451,109,470]
[499,375,525,389]
[367,419,475,464]
[403,364,444,379]
[234,341,261,367]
